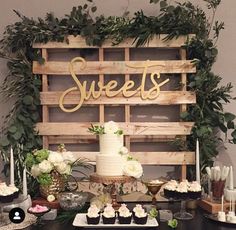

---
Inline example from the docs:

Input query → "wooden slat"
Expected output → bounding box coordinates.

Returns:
[42,49,49,149]
[98,48,104,123]
[71,151,195,165]
[40,91,196,106]
[125,47,131,151]
[48,135,176,144]
[33,60,196,75]
[36,122,194,136]
[180,48,187,180]
[33,34,195,49]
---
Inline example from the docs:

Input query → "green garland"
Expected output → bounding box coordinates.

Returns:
[0,0,235,190]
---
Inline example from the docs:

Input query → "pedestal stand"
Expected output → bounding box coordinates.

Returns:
[90,174,135,210]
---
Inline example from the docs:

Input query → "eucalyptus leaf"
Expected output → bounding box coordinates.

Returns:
[23,95,33,105]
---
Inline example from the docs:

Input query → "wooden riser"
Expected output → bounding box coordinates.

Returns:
[198,199,232,214]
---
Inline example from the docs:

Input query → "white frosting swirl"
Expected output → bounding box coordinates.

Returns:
[188,181,201,192]
[87,204,100,218]
[176,182,188,193]
[135,209,147,218]
[118,204,132,217]
[103,204,115,218]
[133,204,143,213]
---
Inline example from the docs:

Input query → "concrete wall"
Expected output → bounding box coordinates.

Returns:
[0,0,236,183]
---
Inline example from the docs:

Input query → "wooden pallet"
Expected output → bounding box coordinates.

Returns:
[33,35,196,180]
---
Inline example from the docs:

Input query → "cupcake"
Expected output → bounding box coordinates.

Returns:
[118,204,132,224]
[175,182,188,199]
[133,205,148,225]
[164,180,177,198]
[0,183,14,203]
[102,204,116,224]
[86,204,100,225]
[9,185,19,199]
[188,181,201,199]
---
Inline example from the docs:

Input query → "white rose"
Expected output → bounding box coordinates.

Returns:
[38,160,53,173]
[31,164,41,177]
[56,162,71,175]
[48,151,64,164]
[123,161,143,179]
[61,151,76,164]
[104,121,119,134]
[119,146,129,155]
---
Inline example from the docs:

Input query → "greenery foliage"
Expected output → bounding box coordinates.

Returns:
[0,0,235,188]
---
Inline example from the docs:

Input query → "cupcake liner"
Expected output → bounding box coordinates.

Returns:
[134,215,148,225]
[118,215,132,224]
[102,215,116,224]
[86,215,100,225]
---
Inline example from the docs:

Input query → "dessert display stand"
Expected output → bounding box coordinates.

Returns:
[161,193,199,220]
[90,174,135,210]
[0,195,28,227]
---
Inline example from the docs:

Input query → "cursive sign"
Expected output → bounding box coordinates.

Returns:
[59,57,169,112]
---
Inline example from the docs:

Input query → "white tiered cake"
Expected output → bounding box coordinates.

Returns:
[96,133,124,176]
[89,121,143,178]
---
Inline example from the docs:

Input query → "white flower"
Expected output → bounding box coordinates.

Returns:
[56,162,71,175]
[38,160,53,173]
[119,146,129,155]
[48,151,64,164]
[31,164,41,177]
[61,151,76,164]
[123,161,143,179]
[104,121,119,134]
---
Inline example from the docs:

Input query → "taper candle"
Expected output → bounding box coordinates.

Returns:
[221,195,224,212]
[229,166,234,190]
[10,147,14,185]
[23,168,27,198]
[196,139,200,184]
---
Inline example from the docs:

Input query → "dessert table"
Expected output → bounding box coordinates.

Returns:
[22,202,235,230]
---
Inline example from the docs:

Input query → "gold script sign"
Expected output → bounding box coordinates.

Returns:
[59,57,170,112]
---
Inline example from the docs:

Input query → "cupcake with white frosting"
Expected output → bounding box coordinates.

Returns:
[102,203,116,224]
[188,181,201,199]
[163,180,178,198]
[133,205,148,225]
[175,182,188,199]
[86,204,100,225]
[0,182,19,203]
[118,204,132,224]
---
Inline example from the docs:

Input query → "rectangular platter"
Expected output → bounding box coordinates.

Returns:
[73,213,159,228]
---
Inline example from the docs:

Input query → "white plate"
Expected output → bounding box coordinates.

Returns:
[72,213,159,228]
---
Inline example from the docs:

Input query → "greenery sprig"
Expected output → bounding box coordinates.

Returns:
[0,0,235,191]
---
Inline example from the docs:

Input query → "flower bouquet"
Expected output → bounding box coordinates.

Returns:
[25,144,91,199]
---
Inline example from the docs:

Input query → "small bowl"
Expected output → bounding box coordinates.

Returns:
[57,192,88,211]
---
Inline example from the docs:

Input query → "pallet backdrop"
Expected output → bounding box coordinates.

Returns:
[33,35,196,194]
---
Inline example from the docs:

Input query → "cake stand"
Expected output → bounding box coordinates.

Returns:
[90,174,135,210]
[161,192,200,220]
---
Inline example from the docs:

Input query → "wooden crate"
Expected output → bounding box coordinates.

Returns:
[33,35,196,181]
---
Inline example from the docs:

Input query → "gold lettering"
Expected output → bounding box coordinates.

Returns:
[59,58,170,113]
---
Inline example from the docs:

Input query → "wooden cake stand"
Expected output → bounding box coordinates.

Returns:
[90,174,135,210]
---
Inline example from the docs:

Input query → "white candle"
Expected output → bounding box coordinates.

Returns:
[229,166,234,190]
[221,195,224,212]
[196,139,200,184]
[10,147,14,185]
[23,168,27,198]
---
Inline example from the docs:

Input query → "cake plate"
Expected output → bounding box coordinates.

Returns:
[90,174,135,210]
